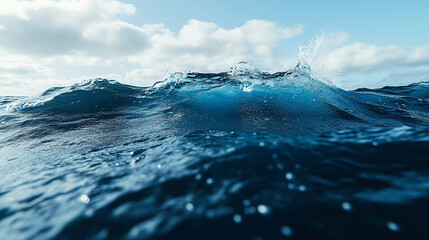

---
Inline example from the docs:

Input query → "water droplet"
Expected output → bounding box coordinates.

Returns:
[243,199,251,206]
[372,141,379,146]
[257,204,270,215]
[206,178,214,185]
[115,163,119,166]
[259,142,266,147]
[84,209,94,217]
[195,174,202,181]
[298,185,307,192]
[233,214,242,223]
[80,194,90,203]
[157,164,162,169]
[342,202,352,211]
[387,221,400,232]
[244,208,254,215]
[185,203,194,212]
[287,183,296,190]
[285,172,294,180]
[281,226,293,236]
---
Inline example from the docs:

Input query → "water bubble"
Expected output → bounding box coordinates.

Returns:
[287,183,296,190]
[387,221,400,232]
[285,172,294,180]
[84,209,94,217]
[206,178,214,185]
[341,202,352,211]
[80,194,90,204]
[257,205,271,215]
[281,226,293,237]
[115,163,119,166]
[195,174,202,181]
[244,207,256,215]
[185,203,194,212]
[233,214,242,223]
[259,142,266,147]
[298,185,307,192]
[157,164,162,169]
[243,199,251,206]
[372,141,379,146]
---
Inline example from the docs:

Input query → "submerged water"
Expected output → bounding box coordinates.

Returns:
[0,63,428,239]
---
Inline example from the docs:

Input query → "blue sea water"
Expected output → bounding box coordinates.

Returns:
[0,62,428,239]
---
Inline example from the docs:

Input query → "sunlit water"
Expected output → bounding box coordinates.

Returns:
[1,63,428,239]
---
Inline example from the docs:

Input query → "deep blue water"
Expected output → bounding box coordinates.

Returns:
[0,63,428,239]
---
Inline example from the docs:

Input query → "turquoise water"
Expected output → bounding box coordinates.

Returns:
[0,64,428,239]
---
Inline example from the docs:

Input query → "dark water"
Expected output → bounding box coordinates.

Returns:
[1,63,428,240]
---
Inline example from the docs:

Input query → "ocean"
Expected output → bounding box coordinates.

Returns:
[0,62,428,239]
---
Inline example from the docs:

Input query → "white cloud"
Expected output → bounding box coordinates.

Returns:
[0,1,304,94]
[0,0,150,58]
[326,43,429,74]
[126,19,303,86]
[0,59,57,95]
[0,62,39,75]
[297,33,429,89]
[1,0,428,95]
[124,68,169,87]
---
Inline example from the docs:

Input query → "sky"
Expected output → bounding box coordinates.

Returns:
[0,0,429,95]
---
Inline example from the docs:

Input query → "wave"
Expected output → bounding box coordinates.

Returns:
[6,79,145,113]
[4,62,428,135]
[1,63,429,239]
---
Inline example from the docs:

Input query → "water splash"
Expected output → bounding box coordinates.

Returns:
[297,32,335,86]
[228,61,263,76]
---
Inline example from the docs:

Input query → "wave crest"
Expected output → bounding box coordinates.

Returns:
[6,78,144,113]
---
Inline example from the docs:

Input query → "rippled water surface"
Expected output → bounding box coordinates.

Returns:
[1,64,428,239]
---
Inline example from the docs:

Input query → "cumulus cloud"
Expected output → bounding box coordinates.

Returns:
[297,33,429,88]
[0,62,39,75]
[0,55,58,95]
[326,43,429,74]
[125,19,303,85]
[0,0,428,95]
[0,0,304,93]
[0,0,150,58]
